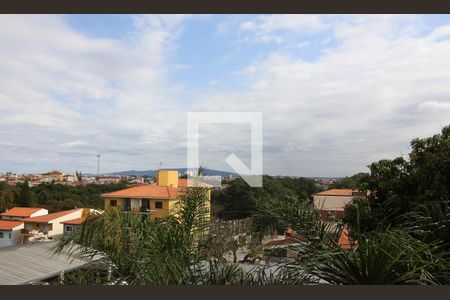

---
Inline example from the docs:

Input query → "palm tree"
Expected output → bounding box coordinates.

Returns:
[55,188,450,285]
[55,187,248,284]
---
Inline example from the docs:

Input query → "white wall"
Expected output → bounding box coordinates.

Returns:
[48,209,83,238]
[0,224,24,248]
[0,230,13,248]
[30,209,48,218]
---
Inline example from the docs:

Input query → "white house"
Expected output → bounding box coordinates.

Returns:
[0,207,48,221]
[22,209,83,243]
[0,220,24,248]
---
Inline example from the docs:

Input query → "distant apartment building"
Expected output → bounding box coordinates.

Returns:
[0,207,48,221]
[21,208,84,243]
[101,170,211,222]
[0,220,24,248]
[62,174,76,183]
[41,170,64,182]
[313,189,365,220]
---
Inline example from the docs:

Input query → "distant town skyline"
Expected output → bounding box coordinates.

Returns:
[1,15,450,177]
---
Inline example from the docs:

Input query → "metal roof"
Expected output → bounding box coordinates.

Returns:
[0,241,99,285]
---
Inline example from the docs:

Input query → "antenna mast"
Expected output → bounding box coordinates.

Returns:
[97,154,101,178]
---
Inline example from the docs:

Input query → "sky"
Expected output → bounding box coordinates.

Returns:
[1,14,450,177]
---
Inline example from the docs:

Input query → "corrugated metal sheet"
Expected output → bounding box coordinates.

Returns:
[0,241,99,285]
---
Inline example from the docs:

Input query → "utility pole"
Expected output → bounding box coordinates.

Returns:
[97,154,101,181]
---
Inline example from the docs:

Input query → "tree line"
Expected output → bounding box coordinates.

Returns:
[0,181,128,213]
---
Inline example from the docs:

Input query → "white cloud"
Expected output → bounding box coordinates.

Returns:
[1,15,450,177]
[239,14,326,43]
[0,14,188,173]
[192,15,450,176]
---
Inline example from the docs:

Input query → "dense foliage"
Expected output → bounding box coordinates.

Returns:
[344,125,450,247]
[0,182,128,213]
[50,125,450,285]
[328,172,369,189]
[212,176,320,220]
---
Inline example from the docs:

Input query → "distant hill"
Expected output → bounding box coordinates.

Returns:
[108,168,237,177]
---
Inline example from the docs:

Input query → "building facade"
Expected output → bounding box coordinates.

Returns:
[0,220,24,248]
[101,170,211,222]
[21,209,84,243]
[313,189,364,220]
[0,207,48,221]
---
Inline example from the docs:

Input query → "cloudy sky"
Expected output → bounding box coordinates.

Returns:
[1,14,450,177]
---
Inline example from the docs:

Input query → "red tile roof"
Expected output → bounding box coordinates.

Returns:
[338,227,352,250]
[101,185,180,199]
[313,189,362,197]
[0,220,24,230]
[61,217,86,225]
[22,209,78,224]
[0,207,46,218]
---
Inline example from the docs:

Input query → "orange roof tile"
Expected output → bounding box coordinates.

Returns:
[0,220,24,230]
[0,207,46,218]
[313,189,362,197]
[61,217,86,225]
[101,185,180,199]
[22,209,78,224]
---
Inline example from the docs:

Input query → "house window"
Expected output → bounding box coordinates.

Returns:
[0,232,3,238]
[124,198,131,211]
[155,201,163,209]
[142,199,150,209]
[8,233,11,239]
[110,200,117,207]
[66,225,73,232]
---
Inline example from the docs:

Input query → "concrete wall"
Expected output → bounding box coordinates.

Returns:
[157,170,179,188]
[30,209,48,218]
[47,210,83,238]
[63,224,81,235]
[313,195,354,210]
[0,224,24,248]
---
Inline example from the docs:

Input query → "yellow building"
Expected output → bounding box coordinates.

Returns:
[101,170,211,222]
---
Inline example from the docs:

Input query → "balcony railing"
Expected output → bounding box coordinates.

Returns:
[140,207,151,213]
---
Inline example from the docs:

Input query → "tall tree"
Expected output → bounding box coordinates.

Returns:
[16,181,33,207]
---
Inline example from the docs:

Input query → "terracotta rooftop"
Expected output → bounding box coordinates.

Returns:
[101,185,180,199]
[22,209,78,224]
[313,189,363,197]
[0,207,46,218]
[61,217,86,225]
[0,220,24,230]
[338,227,352,250]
